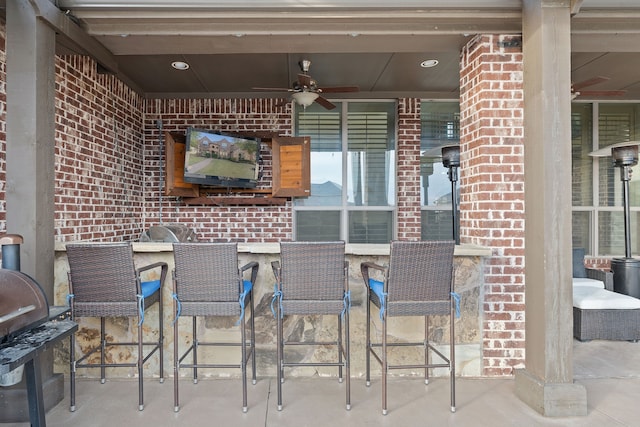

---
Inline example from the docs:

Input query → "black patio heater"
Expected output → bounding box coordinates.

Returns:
[609,144,640,298]
[441,145,460,244]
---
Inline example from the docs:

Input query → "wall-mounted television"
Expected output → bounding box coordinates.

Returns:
[183,128,261,189]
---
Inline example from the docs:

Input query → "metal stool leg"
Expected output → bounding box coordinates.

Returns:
[100,318,106,384]
[192,317,198,384]
[425,316,430,385]
[241,308,248,413]
[365,293,371,387]
[159,292,164,384]
[173,310,180,412]
[382,311,388,416]
[345,307,351,411]
[338,315,343,383]
[276,297,283,411]
[138,317,144,411]
[250,293,257,385]
[69,331,76,412]
[450,305,456,413]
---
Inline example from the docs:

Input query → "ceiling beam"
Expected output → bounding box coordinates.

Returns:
[73,9,523,37]
[570,0,584,16]
[99,34,472,56]
[28,0,118,73]
[57,0,523,9]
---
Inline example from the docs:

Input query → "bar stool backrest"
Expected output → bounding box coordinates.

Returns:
[67,243,138,303]
[279,241,346,301]
[173,242,240,303]
[386,240,455,302]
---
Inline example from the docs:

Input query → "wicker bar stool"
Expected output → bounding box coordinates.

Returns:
[361,240,457,414]
[66,243,167,412]
[171,242,258,413]
[271,241,351,411]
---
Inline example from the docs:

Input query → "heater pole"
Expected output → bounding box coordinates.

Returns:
[441,145,460,245]
[621,165,633,258]
[449,166,459,245]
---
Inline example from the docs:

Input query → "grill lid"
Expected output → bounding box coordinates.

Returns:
[139,224,197,243]
[0,270,49,343]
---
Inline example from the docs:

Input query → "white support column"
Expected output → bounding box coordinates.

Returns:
[2,0,61,422]
[515,0,587,416]
[6,0,55,293]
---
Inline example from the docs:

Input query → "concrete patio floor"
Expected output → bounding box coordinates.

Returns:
[3,339,639,426]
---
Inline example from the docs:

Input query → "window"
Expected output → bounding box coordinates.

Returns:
[420,101,460,241]
[572,103,640,256]
[294,101,396,243]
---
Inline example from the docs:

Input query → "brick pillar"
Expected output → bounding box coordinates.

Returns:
[396,98,422,241]
[459,35,526,376]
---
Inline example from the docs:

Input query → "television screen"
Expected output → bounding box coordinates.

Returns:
[183,128,261,188]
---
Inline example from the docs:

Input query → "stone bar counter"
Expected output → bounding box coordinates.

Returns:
[52,242,491,381]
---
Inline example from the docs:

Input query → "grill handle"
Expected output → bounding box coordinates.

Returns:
[0,304,36,324]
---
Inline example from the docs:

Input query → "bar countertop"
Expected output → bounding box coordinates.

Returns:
[55,242,492,257]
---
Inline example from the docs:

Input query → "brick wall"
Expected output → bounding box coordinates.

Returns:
[143,98,422,242]
[396,98,422,241]
[55,56,145,241]
[143,98,294,242]
[460,35,526,375]
[0,23,6,233]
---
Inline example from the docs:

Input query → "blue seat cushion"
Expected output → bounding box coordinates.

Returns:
[368,278,385,302]
[242,280,253,294]
[141,279,161,298]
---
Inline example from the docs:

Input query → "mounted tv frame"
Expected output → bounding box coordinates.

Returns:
[183,128,261,189]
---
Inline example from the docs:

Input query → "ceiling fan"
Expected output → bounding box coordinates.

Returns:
[253,59,359,110]
[571,76,627,99]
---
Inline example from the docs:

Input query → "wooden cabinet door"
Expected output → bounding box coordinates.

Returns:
[271,136,310,198]
[164,131,199,197]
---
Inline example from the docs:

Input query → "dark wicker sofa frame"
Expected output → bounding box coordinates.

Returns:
[573,267,640,342]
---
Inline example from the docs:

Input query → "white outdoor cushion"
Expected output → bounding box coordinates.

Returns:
[572,277,606,289]
[573,286,640,310]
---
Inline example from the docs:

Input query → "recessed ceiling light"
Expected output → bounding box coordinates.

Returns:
[171,61,190,71]
[420,59,439,68]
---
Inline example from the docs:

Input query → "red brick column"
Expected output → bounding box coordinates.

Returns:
[460,35,526,376]
[396,98,422,240]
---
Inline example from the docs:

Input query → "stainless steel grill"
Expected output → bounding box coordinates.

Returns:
[139,224,197,243]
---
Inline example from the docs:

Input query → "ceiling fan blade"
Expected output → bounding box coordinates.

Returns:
[575,90,627,97]
[297,73,313,87]
[252,87,293,92]
[314,96,336,110]
[572,76,610,91]
[319,86,360,93]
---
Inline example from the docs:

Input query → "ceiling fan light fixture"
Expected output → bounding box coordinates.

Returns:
[292,91,319,108]
[171,61,190,71]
